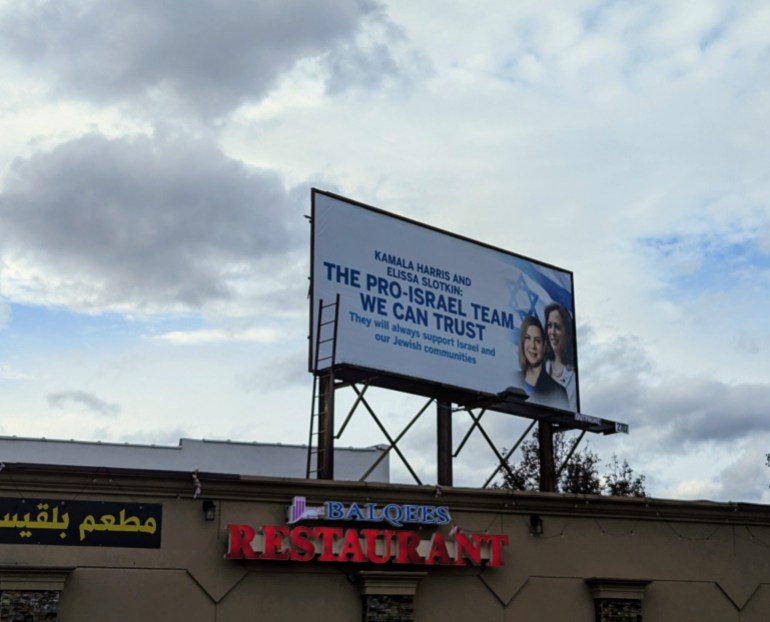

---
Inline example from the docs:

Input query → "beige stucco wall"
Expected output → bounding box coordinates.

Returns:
[1,466,769,621]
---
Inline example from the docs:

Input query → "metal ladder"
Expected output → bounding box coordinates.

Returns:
[306,295,340,478]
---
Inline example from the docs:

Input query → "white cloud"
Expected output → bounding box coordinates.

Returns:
[0,0,400,121]
[47,390,120,416]
[667,479,722,501]
[0,364,30,382]
[154,327,282,345]
[0,132,307,314]
[0,0,769,501]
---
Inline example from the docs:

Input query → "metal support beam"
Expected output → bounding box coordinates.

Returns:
[350,384,425,485]
[356,395,433,483]
[483,419,536,488]
[453,408,486,458]
[538,420,555,492]
[460,408,517,484]
[335,381,370,439]
[437,400,453,487]
[317,373,335,480]
[556,429,586,477]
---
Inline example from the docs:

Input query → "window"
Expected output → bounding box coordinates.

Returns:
[362,594,414,622]
[0,590,60,621]
[358,571,426,622]
[594,598,642,622]
[586,578,649,622]
[0,568,70,622]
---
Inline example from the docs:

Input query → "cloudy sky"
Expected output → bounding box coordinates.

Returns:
[0,0,769,502]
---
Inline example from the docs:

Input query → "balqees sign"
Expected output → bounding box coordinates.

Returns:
[226,497,509,566]
[310,190,580,411]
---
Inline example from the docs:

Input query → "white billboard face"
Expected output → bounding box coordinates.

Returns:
[310,191,579,412]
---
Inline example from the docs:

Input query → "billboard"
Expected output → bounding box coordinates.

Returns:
[310,190,579,412]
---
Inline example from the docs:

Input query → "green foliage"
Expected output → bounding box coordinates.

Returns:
[561,446,602,494]
[499,431,646,497]
[604,456,647,497]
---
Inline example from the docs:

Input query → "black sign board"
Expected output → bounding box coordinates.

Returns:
[0,497,162,548]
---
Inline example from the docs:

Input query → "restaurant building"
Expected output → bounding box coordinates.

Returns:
[1,436,769,621]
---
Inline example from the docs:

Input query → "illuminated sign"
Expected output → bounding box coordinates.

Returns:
[227,496,507,567]
[310,190,579,412]
[287,496,451,527]
[0,497,162,548]
[226,524,508,567]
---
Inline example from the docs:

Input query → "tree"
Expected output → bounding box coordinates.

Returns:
[604,456,647,497]
[498,430,646,497]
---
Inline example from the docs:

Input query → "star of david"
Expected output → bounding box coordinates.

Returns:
[508,274,539,321]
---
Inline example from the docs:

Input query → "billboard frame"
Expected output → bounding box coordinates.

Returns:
[307,189,627,487]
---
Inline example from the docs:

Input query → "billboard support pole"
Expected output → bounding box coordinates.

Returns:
[437,400,453,487]
[538,421,555,492]
[317,372,335,480]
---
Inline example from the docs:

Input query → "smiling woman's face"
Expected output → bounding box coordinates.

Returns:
[524,324,544,368]
[547,309,564,356]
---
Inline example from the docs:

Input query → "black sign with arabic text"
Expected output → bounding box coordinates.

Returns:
[0,497,162,548]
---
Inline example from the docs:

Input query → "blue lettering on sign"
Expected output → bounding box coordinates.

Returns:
[317,500,452,527]
[383,504,404,527]
[325,501,345,521]
[345,503,365,521]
